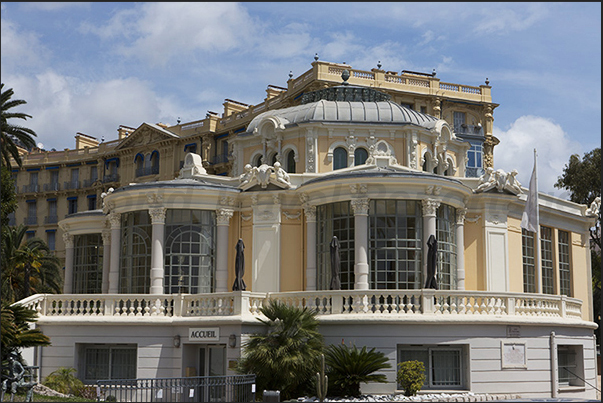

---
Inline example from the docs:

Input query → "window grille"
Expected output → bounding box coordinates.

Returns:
[369,200,422,290]
[316,202,355,290]
[73,234,103,293]
[540,226,554,294]
[398,346,464,389]
[436,205,457,290]
[120,211,152,294]
[558,230,571,297]
[84,345,136,381]
[522,229,536,293]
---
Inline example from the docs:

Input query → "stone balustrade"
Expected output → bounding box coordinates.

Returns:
[15,290,585,322]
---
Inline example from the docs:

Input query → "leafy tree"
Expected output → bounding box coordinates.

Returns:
[1,83,37,169]
[1,302,50,365]
[554,147,601,345]
[236,300,324,400]
[1,224,62,304]
[324,344,391,398]
[1,166,17,226]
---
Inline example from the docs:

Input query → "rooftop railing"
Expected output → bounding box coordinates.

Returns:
[16,290,585,322]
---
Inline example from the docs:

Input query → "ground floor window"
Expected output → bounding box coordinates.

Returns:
[82,344,137,381]
[398,346,465,390]
[558,345,583,387]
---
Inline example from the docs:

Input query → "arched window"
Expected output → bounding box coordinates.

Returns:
[150,151,160,174]
[135,151,160,177]
[119,211,152,293]
[270,153,278,166]
[253,154,263,167]
[285,150,296,173]
[354,148,368,166]
[135,153,144,173]
[333,147,348,170]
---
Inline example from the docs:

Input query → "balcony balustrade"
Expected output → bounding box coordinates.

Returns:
[16,290,584,322]
[44,215,59,224]
[63,181,81,190]
[83,178,98,187]
[454,124,484,136]
[22,184,39,193]
[135,166,159,177]
[103,173,119,183]
[43,182,60,192]
[24,216,38,226]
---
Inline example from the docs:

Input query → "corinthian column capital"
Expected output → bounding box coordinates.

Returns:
[421,198,441,216]
[216,208,234,225]
[149,207,167,224]
[351,198,370,216]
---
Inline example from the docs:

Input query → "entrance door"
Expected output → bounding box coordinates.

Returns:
[198,345,226,402]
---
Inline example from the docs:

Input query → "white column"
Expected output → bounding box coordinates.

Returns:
[62,232,74,294]
[422,198,440,286]
[149,208,167,295]
[351,198,370,290]
[304,205,317,291]
[101,229,111,294]
[108,212,121,294]
[456,208,466,290]
[215,208,234,292]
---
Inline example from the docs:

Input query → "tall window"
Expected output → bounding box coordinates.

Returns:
[316,202,355,290]
[47,199,58,224]
[47,231,56,251]
[26,201,37,225]
[164,209,216,294]
[333,147,348,170]
[558,230,571,297]
[436,205,457,290]
[453,111,466,133]
[68,197,78,215]
[73,234,103,294]
[120,211,152,294]
[369,200,422,289]
[522,229,536,293]
[83,345,137,381]
[466,141,483,178]
[88,195,97,211]
[71,168,79,187]
[29,171,38,191]
[540,226,554,294]
[50,170,59,190]
[558,345,583,387]
[135,152,160,177]
[285,150,296,173]
[90,165,98,182]
[398,346,464,389]
[354,148,368,166]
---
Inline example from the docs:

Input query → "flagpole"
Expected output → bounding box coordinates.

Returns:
[534,149,542,294]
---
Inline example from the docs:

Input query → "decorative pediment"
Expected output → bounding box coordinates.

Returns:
[116,123,179,150]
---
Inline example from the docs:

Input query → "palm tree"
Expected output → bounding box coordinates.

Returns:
[1,83,37,169]
[236,300,324,400]
[1,224,62,304]
[324,343,391,398]
[1,302,50,365]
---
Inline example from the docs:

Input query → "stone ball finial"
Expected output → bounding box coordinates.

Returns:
[341,69,350,85]
[289,71,293,79]
[485,78,490,85]
[377,61,382,69]
[314,53,319,61]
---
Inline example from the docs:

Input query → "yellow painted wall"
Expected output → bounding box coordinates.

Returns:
[463,219,482,291]
[240,212,254,292]
[571,232,592,321]
[279,212,304,291]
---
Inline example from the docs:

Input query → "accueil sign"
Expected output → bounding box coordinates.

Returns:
[189,327,220,342]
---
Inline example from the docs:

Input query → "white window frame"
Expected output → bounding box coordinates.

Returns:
[398,345,465,390]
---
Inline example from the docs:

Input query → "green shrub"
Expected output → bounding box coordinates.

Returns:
[396,360,425,397]
[42,367,84,396]
[324,344,391,398]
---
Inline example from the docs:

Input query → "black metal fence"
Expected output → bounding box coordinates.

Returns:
[96,375,256,402]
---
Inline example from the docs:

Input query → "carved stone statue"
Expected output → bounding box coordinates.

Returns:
[503,169,523,195]
[239,164,254,187]
[476,167,496,192]
[586,196,601,217]
[273,161,291,187]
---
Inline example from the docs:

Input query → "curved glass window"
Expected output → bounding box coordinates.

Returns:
[354,148,368,166]
[164,210,216,294]
[120,211,152,293]
[316,202,355,290]
[333,147,348,170]
[285,150,296,173]
[73,234,103,294]
[436,205,457,290]
[369,200,422,289]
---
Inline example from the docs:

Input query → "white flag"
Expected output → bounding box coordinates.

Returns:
[521,150,539,233]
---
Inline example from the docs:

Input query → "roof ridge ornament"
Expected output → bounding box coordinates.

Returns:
[341,69,350,86]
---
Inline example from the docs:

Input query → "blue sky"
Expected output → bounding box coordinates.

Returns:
[1,2,600,199]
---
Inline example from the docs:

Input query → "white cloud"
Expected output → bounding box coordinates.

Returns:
[493,115,582,199]
[20,2,91,11]
[0,17,50,72]
[3,71,164,150]
[473,3,548,35]
[83,2,257,66]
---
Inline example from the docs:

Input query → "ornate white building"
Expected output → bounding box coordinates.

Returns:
[12,60,598,399]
